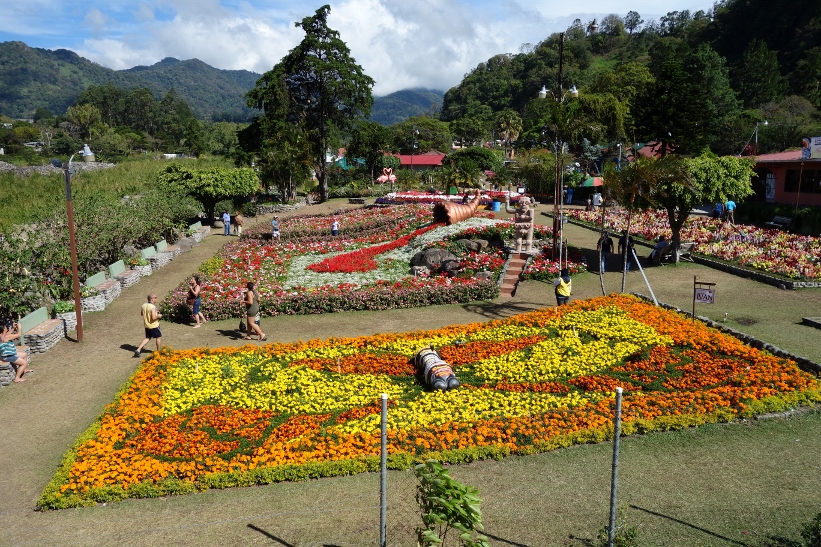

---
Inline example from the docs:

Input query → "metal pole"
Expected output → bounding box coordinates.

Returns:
[608,386,624,547]
[380,393,388,547]
[794,160,804,218]
[64,156,83,342]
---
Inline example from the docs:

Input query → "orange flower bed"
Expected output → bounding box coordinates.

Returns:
[41,295,821,508]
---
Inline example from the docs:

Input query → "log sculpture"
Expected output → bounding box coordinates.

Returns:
[433,190,481,225]
[414,345,460,391]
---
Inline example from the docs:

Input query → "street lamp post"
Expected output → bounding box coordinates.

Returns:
[50,152,84,342]
[539,31,578,261]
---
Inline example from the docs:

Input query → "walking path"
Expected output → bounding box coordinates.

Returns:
[1,200,820,546]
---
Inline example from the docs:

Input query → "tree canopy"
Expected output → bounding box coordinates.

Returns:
[158,165,260,224]
[245,5,374,202]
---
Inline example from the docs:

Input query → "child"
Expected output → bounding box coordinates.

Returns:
[552,268,572,306]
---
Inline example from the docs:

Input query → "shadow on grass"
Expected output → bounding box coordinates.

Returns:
[460,299,551,319]
[248,524,345,546]
[630,504,750,546]
[216,328,246,340]
[484,530,530,546]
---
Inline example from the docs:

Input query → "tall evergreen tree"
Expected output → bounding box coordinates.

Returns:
[245,5,374,202]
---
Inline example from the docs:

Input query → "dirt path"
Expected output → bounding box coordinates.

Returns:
[1,200,819,546]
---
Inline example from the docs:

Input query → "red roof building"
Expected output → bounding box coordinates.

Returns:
[392,151,447,170]
[753,149,821,207]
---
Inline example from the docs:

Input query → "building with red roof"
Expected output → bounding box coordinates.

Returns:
[753,146,821,207]
[392,151,447,171]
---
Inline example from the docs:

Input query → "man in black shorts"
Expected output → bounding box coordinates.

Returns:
[135,294,162,357]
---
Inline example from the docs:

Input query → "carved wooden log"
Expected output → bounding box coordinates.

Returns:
[432,191,481,225]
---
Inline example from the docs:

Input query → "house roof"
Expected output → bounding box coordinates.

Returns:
[393,152,446,166]
[754,149,804,162]
[635,141,677,158]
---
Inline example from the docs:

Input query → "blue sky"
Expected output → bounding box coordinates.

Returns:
[2,1,715,96]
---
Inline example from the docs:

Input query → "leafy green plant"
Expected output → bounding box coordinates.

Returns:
[414,459,490,547]
[801,512,821,547]
[594,508,639,547]
[128,256,150,267]
[79,285,99,298]
[52,300,75,314]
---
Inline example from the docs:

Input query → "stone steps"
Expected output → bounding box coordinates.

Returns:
[499,253,530,298]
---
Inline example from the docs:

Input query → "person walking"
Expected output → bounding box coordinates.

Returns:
[552,268,572,306]
[242,282,266,341]
[222,211,231,236]
[135,294,162,357]
[725,199,736,224]
[618,230,636,272]
[233,210,244,236]
[271,216,281,242]
[596,231,614,272]
[187,275,206,328]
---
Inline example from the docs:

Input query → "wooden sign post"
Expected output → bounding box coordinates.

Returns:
[692,276,716,322]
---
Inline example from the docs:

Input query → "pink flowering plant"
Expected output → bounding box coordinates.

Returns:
[161,206,509,320]
[567,209,821,280]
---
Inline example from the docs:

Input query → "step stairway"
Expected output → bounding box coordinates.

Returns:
[499,253,530,297]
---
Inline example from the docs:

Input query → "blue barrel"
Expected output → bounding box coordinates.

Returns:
[491,201,501,211]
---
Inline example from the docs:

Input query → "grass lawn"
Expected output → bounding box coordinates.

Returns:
[2,202,820,546]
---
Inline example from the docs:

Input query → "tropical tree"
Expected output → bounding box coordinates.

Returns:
[346,120,391,179]
[390,117,452,154]
[245,5,374,202]
[732,39,785,108]
[258,123,313,202]
[443,147,503,189]
[494,109,522,159]
[158,165,260,224]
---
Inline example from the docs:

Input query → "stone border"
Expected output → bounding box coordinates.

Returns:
[255,199,309,216]
[553,213,821,290]
[633,292,821,376]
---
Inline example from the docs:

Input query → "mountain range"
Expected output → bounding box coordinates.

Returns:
[0,41,444,124]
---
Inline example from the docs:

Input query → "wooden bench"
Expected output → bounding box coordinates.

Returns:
[658,242,696,264]
[86,270,121,305]
[109,260,141,289]
[155,239,181,259]
[19,306,64,354]
[765,216,792,230]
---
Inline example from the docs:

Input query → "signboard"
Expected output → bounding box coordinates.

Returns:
[692,276,716,322]
[694,288,715,304]
[810,136,821,159]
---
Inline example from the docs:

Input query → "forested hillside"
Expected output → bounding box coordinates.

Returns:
[0,42,258,121]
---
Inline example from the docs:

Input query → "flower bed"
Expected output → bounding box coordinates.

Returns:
[40,294,821,508]
[567,209,821,280]
[375,190,524,206]
[160,205,509,321]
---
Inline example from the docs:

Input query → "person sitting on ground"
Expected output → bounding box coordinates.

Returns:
[648,235,669,264]
[0,320,32,382]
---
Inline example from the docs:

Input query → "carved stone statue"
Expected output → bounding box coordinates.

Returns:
[505,195,534,252]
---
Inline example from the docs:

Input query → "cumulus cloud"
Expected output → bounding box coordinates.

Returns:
[5,0,715,95]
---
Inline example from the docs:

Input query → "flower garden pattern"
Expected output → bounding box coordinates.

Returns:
[40,295,820,509]
[567,209,821,280]
[160,204,585,321]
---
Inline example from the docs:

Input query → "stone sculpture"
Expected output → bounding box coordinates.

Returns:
[504,194,534,252]
[414,346,460,391]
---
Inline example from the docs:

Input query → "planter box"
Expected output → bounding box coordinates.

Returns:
[81,293,106,312]
[135,264,152,277]
[54,310,81,332]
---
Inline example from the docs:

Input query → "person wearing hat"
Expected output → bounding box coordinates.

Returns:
[270,216,280,241]
[552,268,572,306]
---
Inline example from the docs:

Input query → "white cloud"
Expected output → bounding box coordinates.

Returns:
[3,0,717,96]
